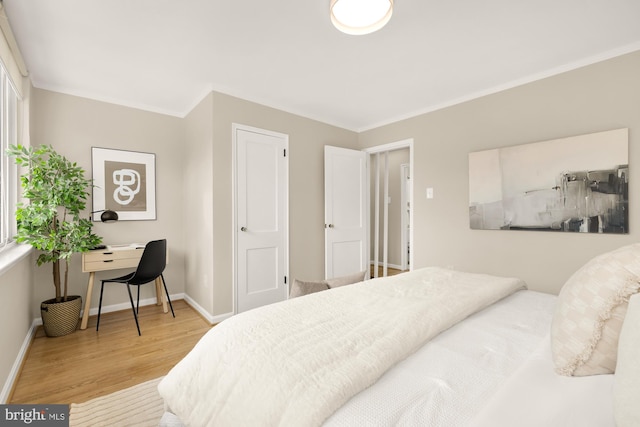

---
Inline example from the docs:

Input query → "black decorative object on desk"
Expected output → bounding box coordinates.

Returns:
[91,209,119,223]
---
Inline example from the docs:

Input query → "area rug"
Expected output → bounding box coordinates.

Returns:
[69,377,164,427]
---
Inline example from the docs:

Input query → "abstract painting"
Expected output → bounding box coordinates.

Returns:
[469,128,628,233]
[91,147,156,221]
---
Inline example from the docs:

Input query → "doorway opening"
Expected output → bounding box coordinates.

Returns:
[365,139,413,279]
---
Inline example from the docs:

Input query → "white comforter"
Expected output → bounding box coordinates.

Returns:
[158,267,525,427]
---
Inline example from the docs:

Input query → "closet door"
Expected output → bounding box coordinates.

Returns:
[235,125,288,313]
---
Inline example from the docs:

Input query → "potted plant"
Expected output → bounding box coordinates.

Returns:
[8,144,102,337]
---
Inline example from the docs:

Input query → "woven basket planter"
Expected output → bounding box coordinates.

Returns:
[40,295,82,337]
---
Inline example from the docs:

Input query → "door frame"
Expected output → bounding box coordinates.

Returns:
[364,138,414,274]
[400,163,410,271]
[232,123,289,315]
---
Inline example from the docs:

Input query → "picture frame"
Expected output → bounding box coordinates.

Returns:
[91,147,156,221]
[468,128,628,234]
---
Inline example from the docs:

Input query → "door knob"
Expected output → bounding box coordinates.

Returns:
[241,226,247,232]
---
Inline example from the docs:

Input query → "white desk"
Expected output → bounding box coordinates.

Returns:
[80,244,168,330]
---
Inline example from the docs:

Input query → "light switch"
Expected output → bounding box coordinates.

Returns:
[426,187,434,199]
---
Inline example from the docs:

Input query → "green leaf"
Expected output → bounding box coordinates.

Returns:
[7,144,103,299]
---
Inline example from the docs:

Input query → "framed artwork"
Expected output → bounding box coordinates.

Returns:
[91,147,156,221]
[469,128,628,234]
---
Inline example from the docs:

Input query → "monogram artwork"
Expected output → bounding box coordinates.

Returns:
[105,161,147,211]
[113,168,141,205]
[91,147,156,220]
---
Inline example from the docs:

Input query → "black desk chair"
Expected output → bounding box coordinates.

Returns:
[96,239,175,335]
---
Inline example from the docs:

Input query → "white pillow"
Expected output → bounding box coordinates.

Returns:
[289,279,328,298]
[325,270,367,288]
[550,244,640,376]
[613,295,640,427]
[289,271,368,298]
[614,294,640,426]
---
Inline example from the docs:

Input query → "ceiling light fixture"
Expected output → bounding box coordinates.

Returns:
[330,0,394,35]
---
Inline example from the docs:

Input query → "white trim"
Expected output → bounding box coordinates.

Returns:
[364,139,413,154]
[182,293,233,325]
[0,243,31,278]
[73,293,184,320]
[232,124,238,315]
[183,293,232,325]
[0,318,38,404]
[400,163,410,271]
[209,311,233,325]
[383,152,389,277]
[373,153,380,278]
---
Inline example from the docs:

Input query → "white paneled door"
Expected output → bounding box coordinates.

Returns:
[324,146,368,279]
[235,125,288,313]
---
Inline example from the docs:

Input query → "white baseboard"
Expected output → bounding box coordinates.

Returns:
[29,293,187,327]
[0,319,39,404]
[182,294,233,325]
[81,293,185,318]
[209,311,233,325]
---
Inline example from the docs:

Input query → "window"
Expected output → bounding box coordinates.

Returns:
[0,63,18,251]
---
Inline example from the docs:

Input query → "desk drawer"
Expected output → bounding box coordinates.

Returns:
[82,249,143,272]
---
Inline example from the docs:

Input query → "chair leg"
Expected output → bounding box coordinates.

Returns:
[161,274,175,318]
[136,285,141,314]
[126,284,142,336]
[97,281,105,331]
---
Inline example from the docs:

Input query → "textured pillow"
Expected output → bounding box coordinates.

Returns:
[325,270,368,288]
[289,279,328,298]
[614,294,640,426]
[550,244,640,376]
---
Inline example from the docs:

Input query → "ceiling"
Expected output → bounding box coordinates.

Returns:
[4,0,640,132]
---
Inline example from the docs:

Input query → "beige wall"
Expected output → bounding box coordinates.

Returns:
[183,93,215,315]
[359,51,640,294]
[29,89,185,316]
[0,253,32,401]
[205,92,358,316]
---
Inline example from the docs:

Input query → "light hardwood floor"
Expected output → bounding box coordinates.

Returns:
[9,299,212,404]
[370,265,405,278]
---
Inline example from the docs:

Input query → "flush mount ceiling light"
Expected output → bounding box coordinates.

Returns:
[330,0,394,35]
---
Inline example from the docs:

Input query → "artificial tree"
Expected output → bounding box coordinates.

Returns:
[8,144,102,303]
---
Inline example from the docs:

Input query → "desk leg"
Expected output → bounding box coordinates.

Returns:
[155,277,168,313]
[155,279,162,306]
[80,272,95,330]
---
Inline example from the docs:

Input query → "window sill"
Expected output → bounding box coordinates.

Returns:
[0,243,32,277]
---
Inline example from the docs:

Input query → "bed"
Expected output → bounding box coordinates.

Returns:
[158,244,640,427]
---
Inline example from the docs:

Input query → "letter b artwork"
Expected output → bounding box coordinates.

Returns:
[91,148,156,221]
